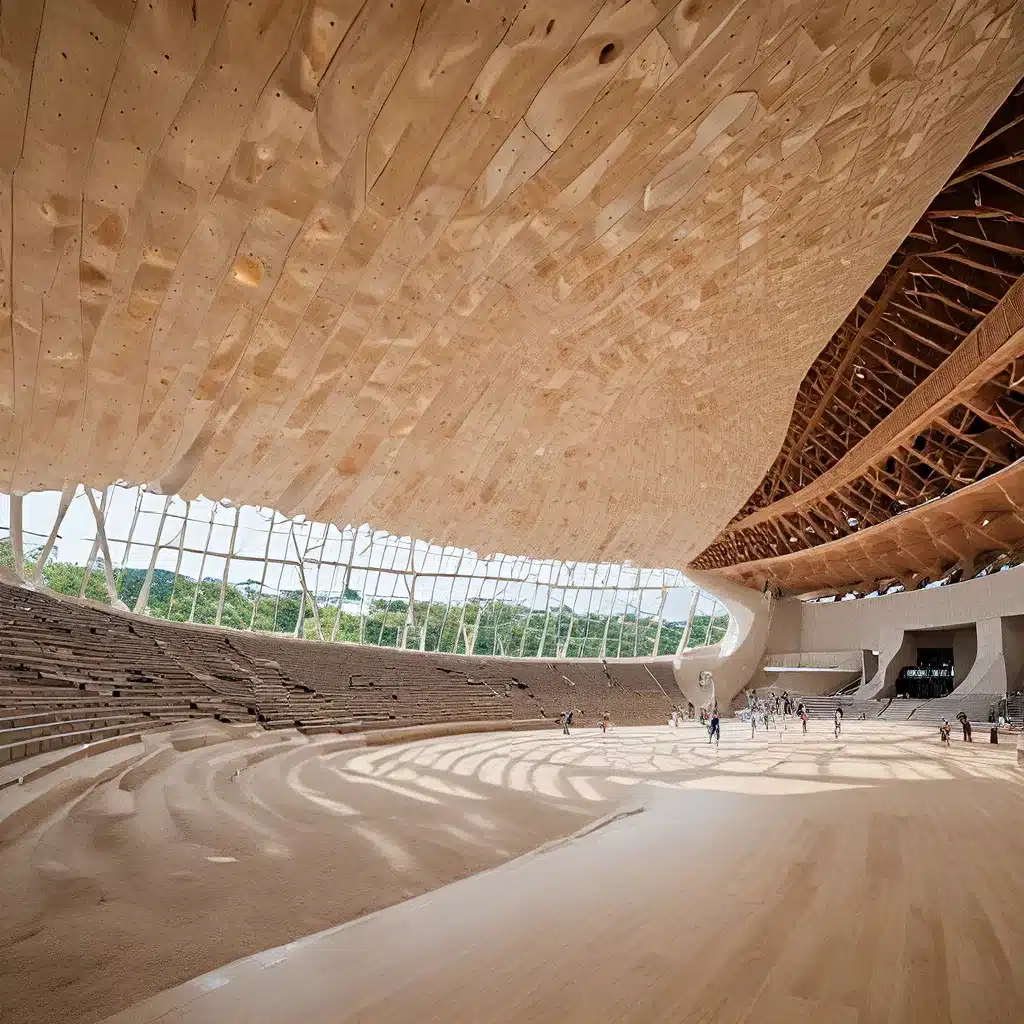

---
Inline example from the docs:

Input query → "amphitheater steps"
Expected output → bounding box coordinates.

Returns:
[0,713,157,746]
[908,694,1002,725]
[880,699,930,721]
[0,582,680,741]
[0,716,182,766]
[796,696,891,720]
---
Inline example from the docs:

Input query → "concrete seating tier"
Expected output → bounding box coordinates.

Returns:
[797,696,891,720]
[1007,695,1023,727]
[0,583,682,759]
[879,698,930,721]
[0,714,177,766]
[605,661,675,694]
[907,694,1003,726]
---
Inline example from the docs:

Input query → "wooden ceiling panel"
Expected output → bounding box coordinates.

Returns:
[694,76,1024,590]
[3,0,1024,568]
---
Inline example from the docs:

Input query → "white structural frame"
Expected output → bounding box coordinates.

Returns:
[1,484,730,658]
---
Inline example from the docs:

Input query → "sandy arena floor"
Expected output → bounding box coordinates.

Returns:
[2,719,1022,1024]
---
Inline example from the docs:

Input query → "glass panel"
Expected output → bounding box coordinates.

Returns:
[12,483,729,656]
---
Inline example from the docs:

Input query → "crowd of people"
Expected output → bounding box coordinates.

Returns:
[741,689,811,737]
[554,691,992,750]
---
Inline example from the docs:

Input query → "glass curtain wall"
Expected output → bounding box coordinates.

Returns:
[0,486,730,658]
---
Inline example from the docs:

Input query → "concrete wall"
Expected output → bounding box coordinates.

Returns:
[758,649,862,696]
[955,618,1005,695]
[687,566,1024,703]
[867,631,918,700]
[759,668,861,696]
[767,566,1024,654]
[1003,617,1024,694]
[862,626,976,699]
[952,628,978,687]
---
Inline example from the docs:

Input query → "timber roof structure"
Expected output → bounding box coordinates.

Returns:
[695,76,1024,595]
[2,1,1024,575]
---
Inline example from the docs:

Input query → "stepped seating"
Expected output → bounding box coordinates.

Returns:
[1007,695,1024,727]
[605,661,674,694]
[907,694,1003,726]
[0,581,683,754]
[555,663,610,689]
[796,693,1008,727]
[230,633,513,728]
[0,714,177,766]
[880,698,929,721]
[0,586,255,763]
[796,696,890,720]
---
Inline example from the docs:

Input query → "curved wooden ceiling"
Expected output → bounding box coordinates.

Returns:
[3,1,1024,568]
[695,75,1024,594]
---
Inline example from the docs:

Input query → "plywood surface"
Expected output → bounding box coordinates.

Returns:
[98,722,1024,1024]
[3,0,1023,565]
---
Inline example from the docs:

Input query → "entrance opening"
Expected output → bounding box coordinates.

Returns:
[897,647,955,698]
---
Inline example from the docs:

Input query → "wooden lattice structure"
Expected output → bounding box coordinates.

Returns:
[694,79,1024,594]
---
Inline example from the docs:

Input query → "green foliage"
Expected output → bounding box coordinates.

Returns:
[5,537,727,658]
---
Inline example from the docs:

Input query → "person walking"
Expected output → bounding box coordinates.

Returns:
[834,705,843,739]
[561,710,571,736]
[709,708,720,747]
[956,710,972,742]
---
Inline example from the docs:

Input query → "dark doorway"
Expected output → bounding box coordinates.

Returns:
[896,647,955,698]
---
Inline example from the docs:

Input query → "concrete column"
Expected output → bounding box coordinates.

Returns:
[860,628,915,699]
[954,617,1007,696]
[861,649,879,686]
[1001,615,1024,695]
[1017,732,1023,769]
[672,572,773,711]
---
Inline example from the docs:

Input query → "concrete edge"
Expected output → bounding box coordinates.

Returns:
[359,718,556,747]
[1,731,144,790]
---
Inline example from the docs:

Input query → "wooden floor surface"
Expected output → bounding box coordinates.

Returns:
[97,723,1024,1024]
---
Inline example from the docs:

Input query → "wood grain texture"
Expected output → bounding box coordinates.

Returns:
[93,721,1024,1024]
[4,1,1024,566]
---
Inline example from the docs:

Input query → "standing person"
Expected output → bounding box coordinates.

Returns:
[600,713,609,734]
[798,702,808,734]
[834,705,843,739]
[709,707,720,747]
[940,719,952,745]
[956,710,972,742]
[561,710,571,736]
